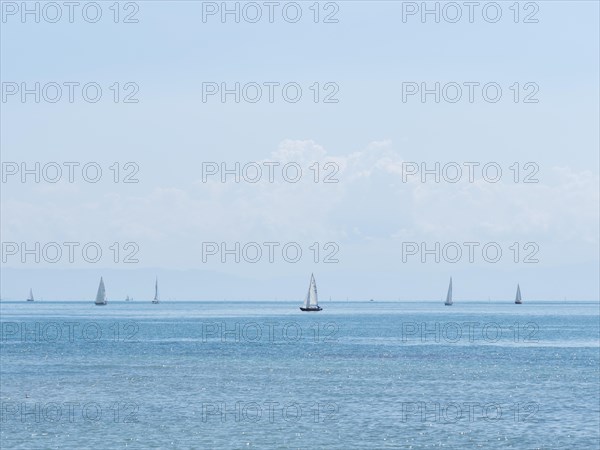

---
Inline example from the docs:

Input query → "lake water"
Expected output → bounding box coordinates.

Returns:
[1,301,599,449]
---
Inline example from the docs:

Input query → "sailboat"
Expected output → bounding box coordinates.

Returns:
[152,278,160,304]
[125,295,131,302]
[95,277,107,305]
[444,277,453,306]
[300,274,322,311]
[26,289,34,302]
[515,284,522,304]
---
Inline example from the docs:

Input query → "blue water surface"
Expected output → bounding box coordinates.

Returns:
[1,300,599,449]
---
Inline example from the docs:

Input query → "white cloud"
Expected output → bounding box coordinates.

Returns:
[2,140,598,269]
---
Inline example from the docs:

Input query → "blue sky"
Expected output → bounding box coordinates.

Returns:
[1,1,598,300]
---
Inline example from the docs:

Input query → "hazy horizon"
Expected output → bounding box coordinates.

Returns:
[2,265,598,302]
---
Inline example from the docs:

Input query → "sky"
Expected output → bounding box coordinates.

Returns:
[1,1,599,301]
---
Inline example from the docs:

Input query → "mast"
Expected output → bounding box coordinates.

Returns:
[95,277,106,305]
[515,284,522,304]
[308,274,318,307]
[302,276,311,309]
[153,277,159,303]
[445,277,453,305]
[27,288,34,301]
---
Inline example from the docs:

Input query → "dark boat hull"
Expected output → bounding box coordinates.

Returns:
[300,307,322,311]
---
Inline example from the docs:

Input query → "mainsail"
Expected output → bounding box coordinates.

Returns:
[152,278,159,303]
[95,277,107,305]
[302,274,319,309]
[445,277,453,305]
[515,284,522,304]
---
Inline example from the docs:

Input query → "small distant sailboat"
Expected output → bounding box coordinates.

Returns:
[300,274,322,311]
[27,289,34,302]
[152,278,160,304]
[125,295,131,302]
[515,284,522,304]
[444,277,453,306]
[95,277,107,305]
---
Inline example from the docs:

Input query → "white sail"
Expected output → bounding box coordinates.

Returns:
[515,284,522,304]
[27,288,34,301]
[309,274,318,307]
[95,277,107,305]
[152,278,159,303]
[302,274,319,309]
[445,277,453,305]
